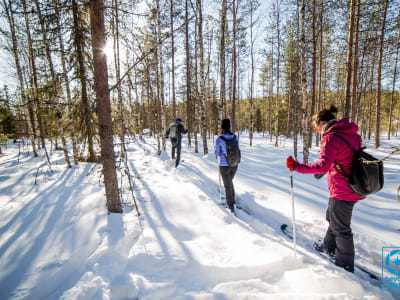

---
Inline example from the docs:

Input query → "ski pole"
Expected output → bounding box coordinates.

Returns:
[290,169,297,258]
[218,165,223,204]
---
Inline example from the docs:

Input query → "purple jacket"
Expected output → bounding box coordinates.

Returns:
[215,133,239,166]
[294,118,365,201]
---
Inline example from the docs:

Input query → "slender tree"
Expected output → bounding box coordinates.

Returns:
[34,0,71,168]
[308,0,317,149]
[170,0,177,119]
[112,0,126,157]
[55,0,78,165]
[156,0,166,151]
[219,0,227,124]
[197,0,208,154]
[185,0,192,145]
[89,0,121,213]
[274,0,281,147]
[22,0,51,167]
[2,0,37,157]
[72,0,96,161]
[300,0,309,162]
[231,0,237,132]
[375,0,388,148]
[350,0,360,121]
[388,27,399,140]
[344,0,356,118]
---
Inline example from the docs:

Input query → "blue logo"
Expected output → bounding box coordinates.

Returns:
[382,247,400,291]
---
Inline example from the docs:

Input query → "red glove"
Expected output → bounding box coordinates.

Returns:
[286,156,296,170]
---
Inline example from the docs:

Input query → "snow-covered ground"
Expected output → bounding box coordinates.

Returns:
[0,132,399,299]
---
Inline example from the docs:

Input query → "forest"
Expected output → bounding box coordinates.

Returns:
[0,0,399,212]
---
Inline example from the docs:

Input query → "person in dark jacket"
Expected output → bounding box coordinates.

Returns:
[286,105,365,273]
[215,119,239,213]
[165,118,188,168]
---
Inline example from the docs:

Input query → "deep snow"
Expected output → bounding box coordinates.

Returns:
[0,132,399,299]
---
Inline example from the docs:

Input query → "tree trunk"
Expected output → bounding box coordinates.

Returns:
[2,0,37,157]
[344,0,355,118]
[375,0,388,149]
[156,0,166,151]
[155,46,162,156]
[89,0,121,213]
[231,0,237,132]
[55,0,78,165]
[274,0,281,147]
[308,0,317,149]
[185,0,192,146]
[350,0,360,121]
[316,0,324,146]
[288,65,293,138]
[112,0,126,158]
[197,0,208,155]
[368,34,377,140]
[194,17,199,154]
[34,0,71,169]
[249,0,255,146]
[300,0,309,162]
[72,0,96,161]
[170,0,177,120]
[388,28,399,140]
[22,0,50,166]
[219,0,227,126]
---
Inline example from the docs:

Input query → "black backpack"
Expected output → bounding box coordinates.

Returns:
[220,135,241,167]
[331,134,384,197]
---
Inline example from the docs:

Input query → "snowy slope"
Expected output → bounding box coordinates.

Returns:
[0,133,399,299]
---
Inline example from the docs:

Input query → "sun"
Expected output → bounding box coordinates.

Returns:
[103,40,114,58]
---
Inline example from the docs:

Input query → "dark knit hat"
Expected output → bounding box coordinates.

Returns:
[221,119,231,131]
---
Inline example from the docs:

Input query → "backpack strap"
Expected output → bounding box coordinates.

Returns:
[329,133,354,179]
[334,160,349,179]
[218,135,236,166]
[219,135,236,143]
[330,133,356,152]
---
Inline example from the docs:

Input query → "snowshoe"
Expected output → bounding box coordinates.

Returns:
[313,239,335,259]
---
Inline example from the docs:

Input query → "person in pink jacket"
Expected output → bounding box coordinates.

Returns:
[286,105,365,273]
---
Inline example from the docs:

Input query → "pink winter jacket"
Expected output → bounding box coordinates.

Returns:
[294,118,365,201]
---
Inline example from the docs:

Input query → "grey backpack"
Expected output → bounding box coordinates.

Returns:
[169,124,178,139]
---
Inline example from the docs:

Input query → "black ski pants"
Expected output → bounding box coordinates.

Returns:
[219,166,238,211]
[171,138,182,167]
[323,198,357,272]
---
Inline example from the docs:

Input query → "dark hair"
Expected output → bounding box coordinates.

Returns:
[312,105,338,128]
[221,118,233,135]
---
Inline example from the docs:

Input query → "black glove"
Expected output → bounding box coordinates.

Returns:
[314,173,325,179]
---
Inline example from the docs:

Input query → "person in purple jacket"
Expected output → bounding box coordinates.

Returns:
[215,119,239,213]
[286,105,365,273]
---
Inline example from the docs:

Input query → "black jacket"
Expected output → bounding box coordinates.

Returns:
[166,123,187,139]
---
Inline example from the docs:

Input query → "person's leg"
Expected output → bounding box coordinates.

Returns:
[175,139,182,167]
[229,166,238,205]
[220,166,234,212]
[329,198,357,272]
[323,198,337,255]
[171,140,176,159]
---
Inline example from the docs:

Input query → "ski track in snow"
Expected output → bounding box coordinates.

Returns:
[0,134,399,299]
